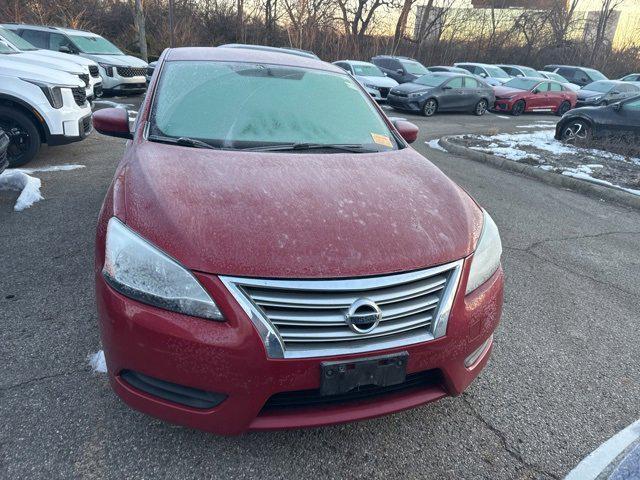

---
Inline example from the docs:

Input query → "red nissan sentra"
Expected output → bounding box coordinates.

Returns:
[93,46,504,435]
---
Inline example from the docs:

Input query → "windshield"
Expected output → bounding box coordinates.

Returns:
[400,60,428,75]
[503,78,540,90]
[414,75,447,87]
[485,66,509,78]
[0,28,37,51]
[69,34,123,55]
[543,72,568,82]
[0,42,18,54]
[518,66,539,77]
[584,81,614,93]
[150,61,397,151]
[583,68,607,81]
[352,64,385,77]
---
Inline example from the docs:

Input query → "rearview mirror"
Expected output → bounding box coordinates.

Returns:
[93,108,133,140]
[393,120,419,144]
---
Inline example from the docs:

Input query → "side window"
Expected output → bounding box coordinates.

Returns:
[446,77,464,88]
[458,65,473,74]
[549,82,563,92]
[577,69,591,83]
[392,60,403,72]
[20,29,49,49]
[557,68,575,81]
[464,77,480,88]
[49,33,74,52]
[623,98,640,111]
[536,82,551,92]
[334,62,349,73]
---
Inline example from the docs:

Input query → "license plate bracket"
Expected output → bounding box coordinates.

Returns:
[320,352,408,396]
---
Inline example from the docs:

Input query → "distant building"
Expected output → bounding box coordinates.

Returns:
[470,0,560,9]
[582,9,621,46]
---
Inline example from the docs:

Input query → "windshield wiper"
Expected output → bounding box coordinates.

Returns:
[241,143,378,153]
[149,135,217,150]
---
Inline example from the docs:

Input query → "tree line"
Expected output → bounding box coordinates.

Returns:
[2,0,639,77]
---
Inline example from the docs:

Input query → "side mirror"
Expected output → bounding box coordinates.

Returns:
[479,72,488,78]
[396,68,404,75]
[59,45,72,54]
[532,88,540,94]
[611,90,620,95]
[393,120,419,144]
[93,108,133,139]
[442,85,453,90]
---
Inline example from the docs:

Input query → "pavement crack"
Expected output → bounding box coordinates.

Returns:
[461,395,560,479]
[0,370,84,393]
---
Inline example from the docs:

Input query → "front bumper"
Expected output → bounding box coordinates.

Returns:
[47,113,93,146]
[492,99,516,111]
[96,261,503,435]
[387,94,422,112]
[576,99,599,108]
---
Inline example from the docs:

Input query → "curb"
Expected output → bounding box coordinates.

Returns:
[438,136,640,211]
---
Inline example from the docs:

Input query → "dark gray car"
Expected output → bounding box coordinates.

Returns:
[387,72,495,116]
[576,80,640,107]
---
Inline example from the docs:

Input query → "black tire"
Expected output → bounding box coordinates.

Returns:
[556,101,571,116]
[473,99,488,116]
[0,106,41,167]
[560,119,592,144]
[511,100,525,116]
[422,98,438,117]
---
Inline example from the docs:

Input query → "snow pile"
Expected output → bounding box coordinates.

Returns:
[22,164,85,173]
[0,170,43,211]
[425,139,447,152]
[88,350,107,373]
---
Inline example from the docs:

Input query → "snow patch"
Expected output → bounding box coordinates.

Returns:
[88,350,107,373]
[493,115,511,119]
[0,170,43,211]
[425,139,447,152]
[21,164,85,173]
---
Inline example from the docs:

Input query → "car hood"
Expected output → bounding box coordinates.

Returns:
[83,53,147,67]
[0,56,85,87]
[391,82,436,94]
[121,143,483,278]
[493,86,524,97]
[14,52,84,74]
[30,49,98,67]
[577,89,602,99]
[356,75,399,88]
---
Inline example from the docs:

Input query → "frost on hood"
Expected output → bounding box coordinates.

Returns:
[88,350,107,373]
[0,170,43,211]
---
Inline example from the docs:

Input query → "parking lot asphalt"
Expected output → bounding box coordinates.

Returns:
[1,99,639,479]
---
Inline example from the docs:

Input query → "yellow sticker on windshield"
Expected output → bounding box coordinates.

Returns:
[371,133,393,148]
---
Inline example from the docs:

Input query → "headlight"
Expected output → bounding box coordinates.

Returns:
[466,210,502,294]
[99,63,115,77]
[408,90,428,98]
[364,83,378,90]
[21,78,65,108]
[103,217,224,320]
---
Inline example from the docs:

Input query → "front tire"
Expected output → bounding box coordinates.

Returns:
[474,99,488,116]
[0,107,41,167]
[511,100,525,116]
[422,98,438,117]
[560,119,591,144]
[556,101,571,116]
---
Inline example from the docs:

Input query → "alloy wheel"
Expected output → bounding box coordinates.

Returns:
[475,100,488,116]
[423,99,437,117]
[561,120,590,144]
[0,120,32,165]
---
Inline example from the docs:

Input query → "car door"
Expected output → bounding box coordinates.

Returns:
[439,77,465,111]
[386,60,405,83]
[605,97,640,140]
[548,82,565,109]
[462,76,483,109]
[529,81,550,110]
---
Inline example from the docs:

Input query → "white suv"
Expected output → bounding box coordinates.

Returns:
[5,24,147,96]
[0,26,103,100]
[0,46,92,167]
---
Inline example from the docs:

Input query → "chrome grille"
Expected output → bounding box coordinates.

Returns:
[72,87,87,107]
[89,65,100,77]
[78,73,89,87]
[221,261,462,359]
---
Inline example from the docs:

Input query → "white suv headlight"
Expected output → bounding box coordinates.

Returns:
[103,217,223,320]
[466,210,502,294]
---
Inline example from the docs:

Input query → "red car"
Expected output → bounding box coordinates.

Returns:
[493,77,577,116]
[93,46,504,435]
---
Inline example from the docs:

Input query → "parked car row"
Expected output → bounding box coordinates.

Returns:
[0,23,149,167]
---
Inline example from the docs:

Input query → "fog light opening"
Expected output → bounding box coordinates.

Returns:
[465,335,493,368]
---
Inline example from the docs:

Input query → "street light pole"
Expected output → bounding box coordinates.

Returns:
[168,0,175,48]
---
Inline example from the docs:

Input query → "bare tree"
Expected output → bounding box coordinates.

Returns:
[590,0,624,63]
[133,0,148,61]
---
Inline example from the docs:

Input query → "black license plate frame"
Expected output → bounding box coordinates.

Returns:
[320,352,409,396]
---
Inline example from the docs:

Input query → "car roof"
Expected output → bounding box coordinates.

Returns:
[165,47,342,73]
[372,55,418,61]
[2,23,98,37]
[220,44,319,60]
[342,60,377,66]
